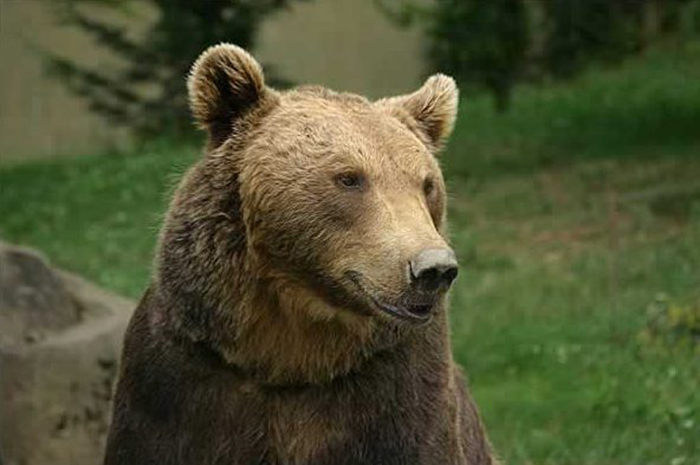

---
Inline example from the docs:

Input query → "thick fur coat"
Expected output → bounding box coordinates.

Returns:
[104,44,498,465]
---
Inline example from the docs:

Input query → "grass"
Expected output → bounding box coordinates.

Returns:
[444,40,700,179]
[1,42,700,464]
[0,140,197,297]
[447,159,700,464]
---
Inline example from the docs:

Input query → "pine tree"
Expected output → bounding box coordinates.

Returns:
[380,0,700,111]
[46,0,302,137]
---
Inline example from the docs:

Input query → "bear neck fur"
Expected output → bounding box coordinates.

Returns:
[154,150,450,386]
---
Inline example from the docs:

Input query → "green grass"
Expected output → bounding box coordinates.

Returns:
[444,40,700,178]
[1,42,700,464]
[447,159,700,464]
[0,140,198,297]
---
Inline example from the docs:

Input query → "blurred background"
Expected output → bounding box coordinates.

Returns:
[0,0,699,464]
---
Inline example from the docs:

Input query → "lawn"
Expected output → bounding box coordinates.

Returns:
[1,42,699,464]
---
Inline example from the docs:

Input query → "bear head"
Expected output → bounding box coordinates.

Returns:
[156,44,460,383]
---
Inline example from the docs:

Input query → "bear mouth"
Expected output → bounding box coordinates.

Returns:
[345,272,435,323]
[370,299,434,323]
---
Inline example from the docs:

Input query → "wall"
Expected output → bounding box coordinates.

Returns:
[0,0,425,163]
[259,0,425,99]
[0,0,146,163]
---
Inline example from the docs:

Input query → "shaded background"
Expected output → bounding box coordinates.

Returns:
[0,0,424,161]
[1,1,699,464]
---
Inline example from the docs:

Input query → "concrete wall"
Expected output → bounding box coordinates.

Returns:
[258,0,426,99]
[0,0,146,163]
[0,0,425,164]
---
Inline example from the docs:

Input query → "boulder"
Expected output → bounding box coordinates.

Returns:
[0,243,80,347]
[0,242,134,465]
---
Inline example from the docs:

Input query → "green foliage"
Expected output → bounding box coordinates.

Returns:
[543,0,644,79]
[640,294,700,350]
[441,40,700,178]
[45,0,302,137]
[382,0,700,111]
[429,0,529,112]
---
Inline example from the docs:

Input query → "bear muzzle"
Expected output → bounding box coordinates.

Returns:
[345,247,459,323]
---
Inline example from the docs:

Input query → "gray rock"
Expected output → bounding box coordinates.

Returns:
[0,243,80,347]
[0,243,134,465]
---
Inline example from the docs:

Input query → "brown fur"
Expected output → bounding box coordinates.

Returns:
[104,44,499,465]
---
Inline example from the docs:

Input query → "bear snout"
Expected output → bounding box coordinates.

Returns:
[409,247,459,292]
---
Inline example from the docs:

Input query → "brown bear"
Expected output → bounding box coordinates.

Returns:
[103,44,498,465]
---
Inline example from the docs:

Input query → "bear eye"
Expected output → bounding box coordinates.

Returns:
[335,172,365,190]
[423,178,435,197]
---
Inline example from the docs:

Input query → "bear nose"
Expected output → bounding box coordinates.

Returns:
[409,248,459,291]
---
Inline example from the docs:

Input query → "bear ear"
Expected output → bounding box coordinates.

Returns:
[376,74,459,154]
[188,44,275,147]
